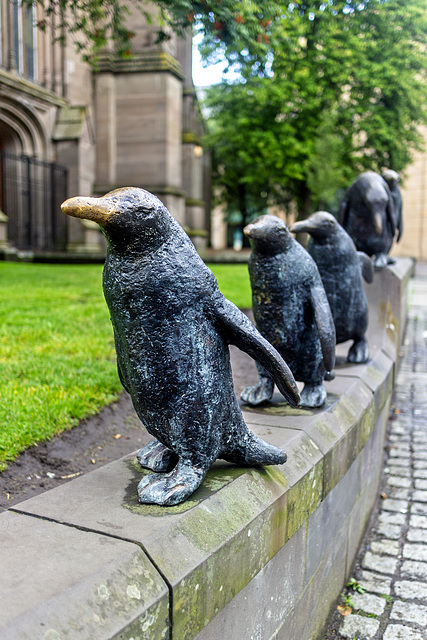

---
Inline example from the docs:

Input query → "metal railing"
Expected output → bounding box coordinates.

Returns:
[0,151,68,251]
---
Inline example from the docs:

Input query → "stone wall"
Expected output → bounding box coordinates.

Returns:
[0,258,414,640]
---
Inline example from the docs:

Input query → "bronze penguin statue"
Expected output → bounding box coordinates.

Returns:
[241,215,335,409]
[291,212,374,363]
[339,171,396,268]
[61,188,300,506]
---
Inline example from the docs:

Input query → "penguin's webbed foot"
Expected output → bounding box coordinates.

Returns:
[137,440,178,472]
[347,338,369,364]
[137,461,206,506]
[373,253,388,268]
[300,383,326,408]
[241,377,274,406]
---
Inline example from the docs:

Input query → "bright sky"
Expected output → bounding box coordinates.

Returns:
[192,33,239,87]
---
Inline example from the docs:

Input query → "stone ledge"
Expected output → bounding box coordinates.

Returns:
[0,258,414,640]
[0,511,169,640]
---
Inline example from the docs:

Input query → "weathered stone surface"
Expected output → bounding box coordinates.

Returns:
[193,526,306,640]
[407,528,427,543]
[351,592,386,615]
[12,428,321,640]
[381,498,409,513]
[391,600,427,626]
[334,348,394,421]
[379,511,407,526]
[276,528,348,640]
[384,625,425,640]
[394,580,427,600]
[401,560,427,580]
[410,514,427,528]
[370,539,400,556]
[306,455,359,581]
[387,476,412,488]
[388,457,411,466]
[4,257,413,640]
[359,570,392,595]
[387,488,410,500]
[411,503,427,515]
[412,491,427,503]
[402,543,427,562]
[0,511,169,640]
[339,613,380,639]
[385,466,411,477]
[361,551,398,574]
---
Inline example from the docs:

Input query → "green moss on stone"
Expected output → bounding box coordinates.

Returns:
[286,462,323,540]
[123,458,248,516]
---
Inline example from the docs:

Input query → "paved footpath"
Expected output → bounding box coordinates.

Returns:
[323,262,427,640]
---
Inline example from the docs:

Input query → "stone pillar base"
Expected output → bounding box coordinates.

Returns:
[67,220,106,254]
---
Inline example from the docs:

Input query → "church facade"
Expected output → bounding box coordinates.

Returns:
[0,2,208,257]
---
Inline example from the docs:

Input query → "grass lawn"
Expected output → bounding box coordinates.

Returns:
[0,261,251,470]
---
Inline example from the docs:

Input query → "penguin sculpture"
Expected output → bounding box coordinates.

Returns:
[291,212,374,364]
[382,169,403,245]
[339,171,396,268]
[241,215,335,409]
[61,188,300,506]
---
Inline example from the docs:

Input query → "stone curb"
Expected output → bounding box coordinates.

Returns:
[0,258,414,640]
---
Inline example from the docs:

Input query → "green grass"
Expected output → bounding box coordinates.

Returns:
[208,263,252,309]
[0,261,251,469]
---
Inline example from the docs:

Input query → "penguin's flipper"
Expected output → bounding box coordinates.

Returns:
[385,193,396,237]
[357,252,374,283]
[396,211,403,243]
[214,297,300,407]
[310,283,336,374]
[338,194,349,228]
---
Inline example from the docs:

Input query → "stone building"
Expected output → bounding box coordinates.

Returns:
[391,126,427,262]
[0,1,208,257]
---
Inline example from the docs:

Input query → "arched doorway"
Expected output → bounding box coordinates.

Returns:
[0,107,68,252]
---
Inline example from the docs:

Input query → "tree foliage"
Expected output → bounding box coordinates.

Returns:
[204,0,427,220]
[28,0,277,63]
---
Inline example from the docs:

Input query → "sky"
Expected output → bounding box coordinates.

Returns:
[192,33,239,87]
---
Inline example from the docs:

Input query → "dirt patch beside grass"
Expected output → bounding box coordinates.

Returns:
[0,392,150,509]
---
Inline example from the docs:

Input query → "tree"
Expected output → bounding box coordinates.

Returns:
[28,0,278,63]
[204,0,427,221]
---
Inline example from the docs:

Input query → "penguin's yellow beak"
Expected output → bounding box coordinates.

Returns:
[374,211,383,235]
[61,196,115,226]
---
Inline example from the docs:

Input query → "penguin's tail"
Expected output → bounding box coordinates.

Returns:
[222,432,286,467]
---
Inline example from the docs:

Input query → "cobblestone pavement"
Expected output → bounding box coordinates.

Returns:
[322,263,427,640]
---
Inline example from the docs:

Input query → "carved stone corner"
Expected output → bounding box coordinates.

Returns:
[0,209,9,248]
[68,219,105,254]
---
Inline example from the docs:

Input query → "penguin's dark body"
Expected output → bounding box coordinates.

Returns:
[339,171,396,268]
[241,215,335,408]
[382,169,403,246]
[291,212,374,363]
[61,188,299,506]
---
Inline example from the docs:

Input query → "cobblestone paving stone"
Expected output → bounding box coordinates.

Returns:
[321,265,427,639]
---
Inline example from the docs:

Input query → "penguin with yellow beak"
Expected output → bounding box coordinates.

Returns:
[62,187,300,506]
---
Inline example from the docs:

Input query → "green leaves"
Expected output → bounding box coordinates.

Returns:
[203,0,427,220]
